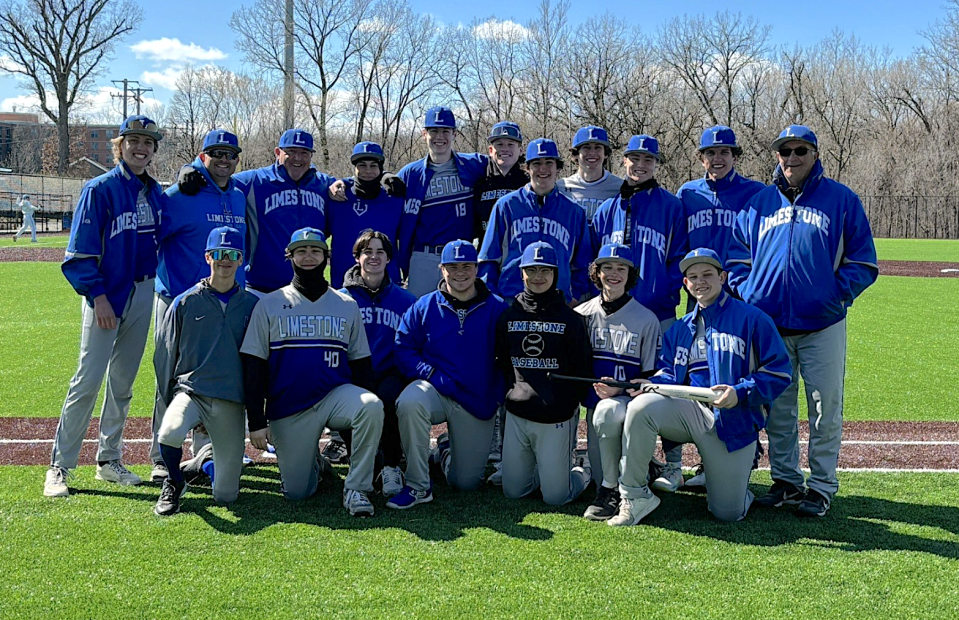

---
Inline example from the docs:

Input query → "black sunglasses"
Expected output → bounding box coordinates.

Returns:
[205,149,239,160]
[208,249,242,261]
[778,146,813,157]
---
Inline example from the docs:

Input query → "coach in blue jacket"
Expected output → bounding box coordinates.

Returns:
[727,125,878,517]
[389,240,508,509]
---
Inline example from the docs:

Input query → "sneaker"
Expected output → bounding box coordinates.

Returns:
[377,465,405,497]
[608,495,661,527]
[154,478,187,516]
[95,460,142,486]
[486,461,503,486]
[584,486,621,521]
[685,463,706,490]
[386,484,434,510]
[242,454,254,466]
[261,443,277,460]
[317,453,335,477]
[429,432,451,477]
[343,489,375,517]
[321,437,349,464]
[44,466,70,497]
[151,462,169,483]
[572,453,591,484]
[796,489,830,517]
[651,462,684,493]
[755,481,805,508]
[180,442,213,485]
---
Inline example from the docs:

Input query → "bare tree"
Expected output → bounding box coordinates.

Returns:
[0,0,142,174]
[523,0,571,138]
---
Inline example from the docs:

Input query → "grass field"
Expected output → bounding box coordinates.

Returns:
[0,233,68,248]
[874,238,959,262]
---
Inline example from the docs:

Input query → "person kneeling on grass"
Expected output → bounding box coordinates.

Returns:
[153,227,259,516]
[608,249,792,525]
[495,241,594,505]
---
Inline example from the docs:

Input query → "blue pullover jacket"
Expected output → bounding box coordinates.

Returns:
[677,170,765,264]
[327,178,403,289]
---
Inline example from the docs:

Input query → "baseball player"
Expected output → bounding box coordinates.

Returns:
[340,230,417,496]
[473,121,529,239]
[45,115,163,497]
[149,129,248,481]
[495,241,594,506]
[577,243,661,519]
[591,134,689,492]
[152,226,259,515]
[556,125,623,220]
[240,228,384,517]
[396,107,488,297]
[604,248,792,525]
[13,194,38,242]
[388,240,508,508]
[727,125,879,517]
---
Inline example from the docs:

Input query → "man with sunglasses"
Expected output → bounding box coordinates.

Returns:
[727,125,878,517]
[149,129,248,481]
[153,227,259,515]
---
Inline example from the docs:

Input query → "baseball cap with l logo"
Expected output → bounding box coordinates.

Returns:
[279,129,315,152]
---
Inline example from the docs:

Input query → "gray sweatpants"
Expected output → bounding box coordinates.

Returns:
[502,412,590,506]
[269,383,383,500]
[590,396,632,488]
[767,319,846,501]
[658,316,683,465]
[158,392,246,504]
[51,279,154,469]
[406,251,442,298]
[396,379,495,492]
[620,393,755,522]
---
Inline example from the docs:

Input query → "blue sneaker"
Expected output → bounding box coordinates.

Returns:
[385,484,433,510]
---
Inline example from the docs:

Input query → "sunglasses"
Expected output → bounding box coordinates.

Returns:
[778,146,813,157]
[208,249,242,261]
[205,149,239,160]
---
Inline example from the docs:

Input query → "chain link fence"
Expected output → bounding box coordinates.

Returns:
[0,173,89,233]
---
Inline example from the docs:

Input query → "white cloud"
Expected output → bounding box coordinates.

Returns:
[472,19,530,42]
[0,93,41,112]
[0,54,25,73]
[130,38,226,62]
[141,67,183,91]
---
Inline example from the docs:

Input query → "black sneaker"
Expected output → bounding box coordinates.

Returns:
[154,478,187,516]
[755,481,805,508]
[321,438,349,464]
[583,486,620,521]
[796,489,830,517]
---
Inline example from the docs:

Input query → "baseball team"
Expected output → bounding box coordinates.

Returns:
[42,107,879,526]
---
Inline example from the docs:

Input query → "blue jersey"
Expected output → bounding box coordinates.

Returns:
[62,161,161,315]
[157,158,247,298]
[233,163,336,293]
[478,185,592,301]
[341,266,416,378]
[676,170,764,265]
[326,178,403,289]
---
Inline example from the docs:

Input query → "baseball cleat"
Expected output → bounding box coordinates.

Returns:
[44,466,70,498]
[584,485,621,521]
[154,478,187,516]
[650,462,684,493]
[386,484,433,510]
[151,462,169,483]
[755,481,805,508]
[486,461,503,486]
[343,489,375,517]
[377,466,405,497]
[685,463,706,491]
[607,494,661,527]
[796,489,830,517]
[321,437,349,464]
[95,460,142,486]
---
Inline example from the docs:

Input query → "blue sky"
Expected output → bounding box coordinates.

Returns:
[0,0,948,118]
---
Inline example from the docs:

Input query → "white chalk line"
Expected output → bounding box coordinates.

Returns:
[3,438,959,446]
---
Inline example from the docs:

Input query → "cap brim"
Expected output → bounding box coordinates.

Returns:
[287,240,328,252]
[624,149,661,161]
[594,256,634,268]
[680,256,723,273]
[122,130,162,141]
[519,261,558,269]
[205,145,242,154]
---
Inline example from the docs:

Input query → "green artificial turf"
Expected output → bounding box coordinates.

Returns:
[0,233,69,248]
[874,238,959,262]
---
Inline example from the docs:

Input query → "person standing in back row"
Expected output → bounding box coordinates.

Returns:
[556,126,623,221]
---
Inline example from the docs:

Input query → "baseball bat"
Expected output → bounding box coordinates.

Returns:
[547,373,722,403]
[547,373,640,391]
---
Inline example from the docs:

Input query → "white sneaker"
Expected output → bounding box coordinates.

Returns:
[95,460,142,486]
[44,466,70,497]
[378,466,405,497]
[685,463,706,489]
[651,462,684,493]
[486,461,503,486]
[343,489,374,517]
[607,495,661,527]
[151,462,169,483]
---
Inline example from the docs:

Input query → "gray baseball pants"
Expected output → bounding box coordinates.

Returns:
[657,316,683,465]
[396,379,495,492]
[502,412,590,506]
[620,393,756,522]
[590,396,632,488]
[158,392,246,503]
[269,383,384,500]
[51,279,154,469]
[406,250,442,298]
[766,319,846,501]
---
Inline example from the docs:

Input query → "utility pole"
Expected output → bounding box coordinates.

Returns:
[130,85,154,115]
[111,79,150,120]
[283,0,295,128]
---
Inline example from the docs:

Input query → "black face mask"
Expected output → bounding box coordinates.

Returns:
[353,164,384,199]
[291,259,329,301]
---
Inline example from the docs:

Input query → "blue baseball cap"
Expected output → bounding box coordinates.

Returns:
[680,248,723,274]
[202,129,241,154]
[572,126,610,149]
[526,138,561,163]
[624,134,661,160]
[772,125,818,151]
[440,240,477,265]
[699,126,738,151]
[594,243,634,268]
[424,106,456,129]
[488,121,523,143]
[206,226,244,253]
[519,241,558,269]
[286,227,328,253]
[278,128,315,152]
[119,115,162,141]
[351,141,385,164]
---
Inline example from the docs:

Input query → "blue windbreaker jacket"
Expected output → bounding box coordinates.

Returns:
[677,170,765,264]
